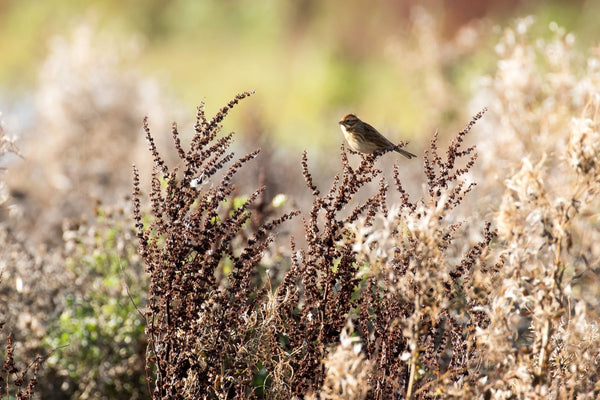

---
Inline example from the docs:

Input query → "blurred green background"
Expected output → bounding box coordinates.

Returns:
[2,0,600,152]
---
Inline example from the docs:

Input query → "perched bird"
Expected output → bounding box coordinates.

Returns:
[339,113,416,159]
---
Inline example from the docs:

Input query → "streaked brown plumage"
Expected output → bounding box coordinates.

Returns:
[338,114,416,159]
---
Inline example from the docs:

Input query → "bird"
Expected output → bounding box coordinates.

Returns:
[338,114,416,159]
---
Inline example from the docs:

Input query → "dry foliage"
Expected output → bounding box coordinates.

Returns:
[465,17,600,399]
[135,70,600,397]
[2,14,599,400]
[0,332,44,400]
[0,126,44,400]
[133,91,300,399]
[135,92,502,399]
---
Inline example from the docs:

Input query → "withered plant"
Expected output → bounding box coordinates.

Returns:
[285,109,496,399]
[275,144,392,395]
[134,92,498,399]
[347,109,498,399]
[136,83,600,399]
[0,121,43,400]
[0,331,43,400]
[133,91,299,399]
[466,19,600,398]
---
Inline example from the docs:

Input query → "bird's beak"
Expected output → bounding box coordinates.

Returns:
[338,120,343,125]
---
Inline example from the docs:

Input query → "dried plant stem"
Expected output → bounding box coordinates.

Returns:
[407,350,419,399]
[537,317,551,379]
[536,218,568,380]
[537,231,564,379]
[414,367,467,396]
[406,294,421,400]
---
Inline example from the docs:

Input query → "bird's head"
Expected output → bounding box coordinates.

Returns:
[339,113,360,129]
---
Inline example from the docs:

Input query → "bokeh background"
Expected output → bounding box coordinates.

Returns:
[3,0,600,243]
[1,0,600,399]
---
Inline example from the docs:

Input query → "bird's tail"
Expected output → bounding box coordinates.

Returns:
[395,147,417,159]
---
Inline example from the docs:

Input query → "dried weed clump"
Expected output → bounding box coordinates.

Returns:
[274,143,394,396]
[135,93,499,398]
[317,324,372,400]
[466,19,600,398]
[347,109,497,399]
[135,23,600,398]
[0,332,43,400]
[473,16,600,190]
[133,91,300,399]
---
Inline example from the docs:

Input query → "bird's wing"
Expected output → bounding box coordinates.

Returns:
[366,124,394,147]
